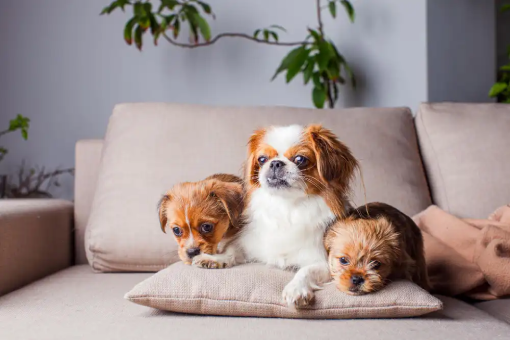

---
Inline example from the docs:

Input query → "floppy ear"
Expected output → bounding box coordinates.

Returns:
[157,194,171,233]
[209,181,244,229]
[306,124,359,189]
[245,128,266,186]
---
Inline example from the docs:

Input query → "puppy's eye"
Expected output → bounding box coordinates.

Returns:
[200,223,214,234]
[371,261,381,270]
[172,226,183,237]
[257,156,268,165]
[339,257,350,265]
[293,155,308,167]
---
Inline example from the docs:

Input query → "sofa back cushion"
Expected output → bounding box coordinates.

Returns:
[415,103,510,218]
[86,103,431,272]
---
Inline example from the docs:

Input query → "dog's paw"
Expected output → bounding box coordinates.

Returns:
[282,280,314,308]
[192,255,228,269]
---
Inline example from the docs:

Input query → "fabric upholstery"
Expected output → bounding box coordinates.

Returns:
[74,139,103,265]
[86,103,431,272]
[0,266,508,340]
[0,199,73,296]
[125,262,442,319]
[475,299,510,324]
[415,102,510,218]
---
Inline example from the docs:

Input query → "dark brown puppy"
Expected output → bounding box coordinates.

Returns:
[325,202,430,295]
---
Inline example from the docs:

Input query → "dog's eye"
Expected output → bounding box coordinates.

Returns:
[172,226,183,237]
[339,257,350,265]
[257,156,268,165]
[371,261,381,270]
[200,223,214,234]
[293,155,308,167]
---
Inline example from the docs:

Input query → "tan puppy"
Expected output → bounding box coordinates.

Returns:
[158,174,244,268]
[325,202,430,295]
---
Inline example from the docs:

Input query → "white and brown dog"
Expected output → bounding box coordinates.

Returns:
[196,124,359,308]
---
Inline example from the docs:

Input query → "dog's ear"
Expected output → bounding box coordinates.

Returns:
[245,128,266,186]
[305,124,359,189]
[157,194,172,233]
[209,180,244,229]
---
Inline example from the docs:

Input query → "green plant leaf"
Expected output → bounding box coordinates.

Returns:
[134,25,143,50]
[196,15,211,41]
[332,81,339,102]
[501,4,510,12]
[124,17,137,45]
[271,46,306,81]
[285,48,311,83]
[312,72,323,89]
[270,25,286,32]
[134,2,146,17]
[316,41,335,71]
[117,0,130,11]
[8,114,30,140]
[303,58,315,84]
[263,30,269,41]
[173,18,180,38]
[100,1,118,15]
[254,29,261,38]
[269,31,278,42]
[197,1,212,14]
[143,2,152,15]
[500,64,510,72]
[489,82,507,97]
[329,1,337,18]
[308,29,322,43]
[160,0,179,11]
[340,0,355,22]
[312,86,326,108]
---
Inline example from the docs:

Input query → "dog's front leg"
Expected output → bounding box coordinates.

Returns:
[282,262,331,308]
[192,244,244,269]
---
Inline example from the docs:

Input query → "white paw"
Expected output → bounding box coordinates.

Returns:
[192,254,229,269]
[282,280,314,308]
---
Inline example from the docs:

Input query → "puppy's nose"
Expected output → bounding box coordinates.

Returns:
[186,247,201,259]
[270,160,285,170]
[351,275,365,286]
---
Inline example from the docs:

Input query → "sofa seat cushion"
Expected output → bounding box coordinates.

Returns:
[0,265,509,340]
[415,102,510,218]
[86,103,431,272]
[475,299,510,324]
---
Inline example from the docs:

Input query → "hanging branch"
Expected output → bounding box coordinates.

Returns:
[100,0,356,109]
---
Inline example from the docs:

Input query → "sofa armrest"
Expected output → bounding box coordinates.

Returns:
[0,199,73,296]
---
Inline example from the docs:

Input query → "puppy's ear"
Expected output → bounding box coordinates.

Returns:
[209,181,244,229]
[157,194,172,233]
[245,128,266,186]
[305,124,359,189]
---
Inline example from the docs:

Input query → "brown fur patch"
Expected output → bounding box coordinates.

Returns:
[325,202,430,294]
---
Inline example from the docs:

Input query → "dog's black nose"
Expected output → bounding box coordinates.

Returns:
[351,275,364,286]
[186,247,201,258]
[270,160,285,170]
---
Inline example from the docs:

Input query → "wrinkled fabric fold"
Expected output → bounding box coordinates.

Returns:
[413,204,510,300]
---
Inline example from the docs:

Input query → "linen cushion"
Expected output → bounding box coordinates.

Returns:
[3,266,509,340]
[86,103,431,272]
[125,262,442,319]
[415,102,510,218]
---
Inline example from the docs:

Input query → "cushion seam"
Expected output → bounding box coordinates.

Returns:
[418,108,451,211]
[127,296,442,311]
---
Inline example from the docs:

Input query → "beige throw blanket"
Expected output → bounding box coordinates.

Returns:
[413,205,510,300]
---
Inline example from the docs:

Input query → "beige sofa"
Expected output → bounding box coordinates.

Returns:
[1,103,509,339]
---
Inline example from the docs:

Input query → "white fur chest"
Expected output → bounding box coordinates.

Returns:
[240,188,334,269]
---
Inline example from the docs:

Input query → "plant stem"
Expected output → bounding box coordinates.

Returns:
[317,0,324,37]
[0,129,10,138]
[162,32,308,48]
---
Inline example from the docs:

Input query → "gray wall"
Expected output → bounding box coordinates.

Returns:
[427,0,496,102]
[497,0,510,67]
[0,0,495,200]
